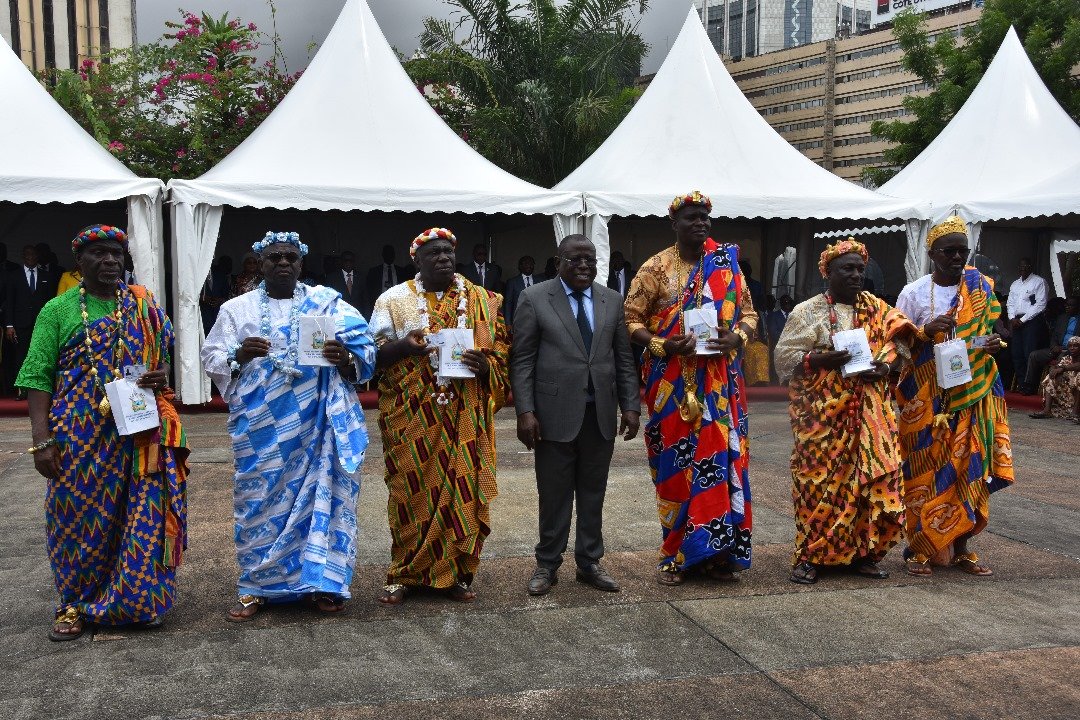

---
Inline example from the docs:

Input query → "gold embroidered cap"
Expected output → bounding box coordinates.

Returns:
[926,215,967,249]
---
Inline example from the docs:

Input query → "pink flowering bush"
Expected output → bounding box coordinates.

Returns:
[44,10,301,180]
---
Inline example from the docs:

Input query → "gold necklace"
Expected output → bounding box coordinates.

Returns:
[79,282,124,417]
[673,246,705,425]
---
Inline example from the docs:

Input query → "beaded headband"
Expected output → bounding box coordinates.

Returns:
[252,231,308,257]
[926,215,967,249]
[668,190,712,218]
[818,237,868,278]
[410,227,457,259]
[72,224,128,255]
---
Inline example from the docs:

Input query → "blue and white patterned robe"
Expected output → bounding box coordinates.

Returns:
[203,284,376,600]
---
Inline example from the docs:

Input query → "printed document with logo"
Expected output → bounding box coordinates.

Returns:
[684,308,721,355]
[432,328,475,378]
[831,328,874,378]
[299,315,335,366]
[105,377,159,436]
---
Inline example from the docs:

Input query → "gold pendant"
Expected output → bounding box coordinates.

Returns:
[98,396,112,417]
[678,394,702,423]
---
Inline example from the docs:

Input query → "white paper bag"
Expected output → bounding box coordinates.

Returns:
[105,378,160,436]
[934,338,972,389]
[684,308,722,355]
[831,327,875,378]
[298,315,335,366]
[434,328,475,378]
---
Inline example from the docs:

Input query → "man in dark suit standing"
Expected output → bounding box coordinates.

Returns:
[502,255,538,327]
[5,245,57,397]
[459,243,503,292]
[363,244,409,317]
[326,250,366,312]
[511,234,640,596]
[606,250,634,298]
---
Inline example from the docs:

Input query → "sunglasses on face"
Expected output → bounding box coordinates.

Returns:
[264,252,301,264]
[936,247,969,258]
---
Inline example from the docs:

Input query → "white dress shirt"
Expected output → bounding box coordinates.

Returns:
[1007,273,1049,323]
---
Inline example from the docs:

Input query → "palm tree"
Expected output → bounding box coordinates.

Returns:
[407,0,650,187]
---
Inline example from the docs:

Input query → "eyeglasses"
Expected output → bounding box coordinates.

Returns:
[264,252,301,264]
[936,247,969,258]
[561,256,598,267]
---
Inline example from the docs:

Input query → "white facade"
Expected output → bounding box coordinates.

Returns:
[695,0,872,57]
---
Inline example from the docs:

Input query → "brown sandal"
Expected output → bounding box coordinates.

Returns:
[225,594,264,622]
[48,607,87,641]
[657,563,685,586]
[378,584,408,606]
[906,555,932,577]
[790,562,817,585]
[953,552,993,576]
[308,593,346,614]
[446,581,476,603]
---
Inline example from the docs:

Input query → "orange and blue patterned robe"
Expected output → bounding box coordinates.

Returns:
[17,283,187,624]
[625,240,758,572]
[895,268,1014,563]
[774,292,914,567]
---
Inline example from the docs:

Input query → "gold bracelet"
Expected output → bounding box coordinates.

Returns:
[733,328,749,348]
[28,437,57,454]
[648,335,667,357]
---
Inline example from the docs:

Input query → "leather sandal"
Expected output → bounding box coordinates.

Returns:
[378,584,408,606]
[48,607,87,642]
[790,561,817,585]
[657,563,685,586]
[906,554,932,577]
[225,594,264,623]
[308,593,346,614]
[952,552,993,576]
[446,581,476,603]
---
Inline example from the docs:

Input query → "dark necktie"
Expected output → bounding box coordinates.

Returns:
[571,290,592,353]
[346,271,353,295]
[29,268,36,292]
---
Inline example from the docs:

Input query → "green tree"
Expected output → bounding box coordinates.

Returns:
[43,10,301,181]
[863,0,1080,187]
[406,0,650,187]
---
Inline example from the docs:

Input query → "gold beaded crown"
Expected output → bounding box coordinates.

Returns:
[926,215,967,249]
[668,190,712,217]
[818,237,868,278]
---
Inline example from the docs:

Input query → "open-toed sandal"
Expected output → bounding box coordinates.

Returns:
[853,560,889,579]
[790,561,818,585]
[906,554,932,577]
[952,552,993,576]
[657,562,684,586]
[446,581,476,603]
[308,593,346,614]
[378,584,408,606]
[225,594,264,623]
[48,607,87,642]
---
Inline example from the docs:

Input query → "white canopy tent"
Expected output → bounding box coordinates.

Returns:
[553,7,928,287]
[168,0,582,403]
[880,28,1080,280]
[0,37,165,296]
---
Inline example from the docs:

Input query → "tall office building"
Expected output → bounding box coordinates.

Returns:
[695,1,872,59]
[2,1,136,73]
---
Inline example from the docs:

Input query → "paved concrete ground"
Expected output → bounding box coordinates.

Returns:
[0,401,1077,720]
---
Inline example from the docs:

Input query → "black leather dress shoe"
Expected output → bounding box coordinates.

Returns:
[575,563,620,592]
[528,566,558,596]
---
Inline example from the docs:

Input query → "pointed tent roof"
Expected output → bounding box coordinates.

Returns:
[168,0,580,215]
[0,38,162,203]
[553,8,927,221]
[881,27,1080,222]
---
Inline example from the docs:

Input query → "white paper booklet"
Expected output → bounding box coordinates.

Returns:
[684,307,722,355]
[104,378,160,436]
[831,327,875,378]
[432,328,475,378]
[298,315,335,366]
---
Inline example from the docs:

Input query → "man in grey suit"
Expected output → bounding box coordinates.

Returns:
[511,234,640,596]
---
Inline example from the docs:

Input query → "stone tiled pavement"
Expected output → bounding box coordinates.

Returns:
[0,402,1077,720]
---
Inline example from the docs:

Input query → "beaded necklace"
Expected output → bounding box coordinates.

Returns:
[674,246,706,424]
[79,282,125,416]
[414,273,468,405]
[258,280,304,379]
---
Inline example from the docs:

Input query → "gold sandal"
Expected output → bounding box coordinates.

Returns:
[952,552,993,576]
[906,553,932,577]
[226,594,265,622]
[48,607,87,642]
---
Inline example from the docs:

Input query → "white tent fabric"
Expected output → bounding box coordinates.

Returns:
[881,28,1080,226]
[553,8,930,224]
[0,37,166,296]
[960,161,1080,223]
[1049,234,1080,297]
[168,0,582,403]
